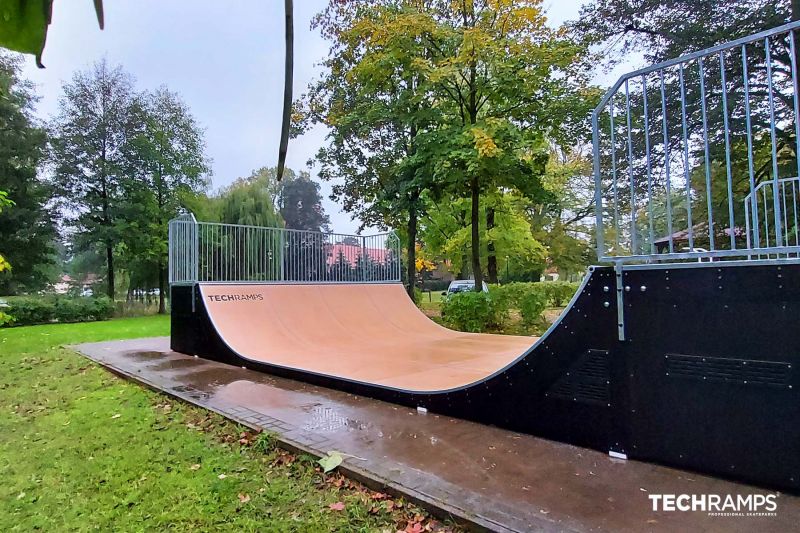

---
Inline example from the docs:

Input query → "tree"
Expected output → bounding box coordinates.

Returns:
[121,87,210,313]
[419,191,546,280]
[50,59,136,299]
[413,0,587,289]
[301,0,436,301]
[0,54,55,294]
[527,143,596,279]
[277,170,331,232]
[304,1,589,294]
[572,0,791,65]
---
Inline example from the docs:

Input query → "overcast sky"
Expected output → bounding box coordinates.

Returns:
[20,0,590,234]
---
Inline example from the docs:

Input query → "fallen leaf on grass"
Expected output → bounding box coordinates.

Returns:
[318,451,343,473]
[403,522,423,533]
[329,501,345,511]
[189,464,201,471]
[238,493,251,504]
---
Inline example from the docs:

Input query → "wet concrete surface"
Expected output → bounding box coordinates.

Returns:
[75,337,800,533]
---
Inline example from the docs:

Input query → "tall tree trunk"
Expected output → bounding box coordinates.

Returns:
[106,245,115,299]
[486,206,497,284]
[406,204,418,302]
[470,175,483,290]
[158,260,167,314]
[459,256,469,279]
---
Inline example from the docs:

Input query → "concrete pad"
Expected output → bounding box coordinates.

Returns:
[74,337,800,533]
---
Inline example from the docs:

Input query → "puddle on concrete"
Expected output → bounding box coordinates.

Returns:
[302,405,370,432]
[149,358,208,371]
[123,350,168,361]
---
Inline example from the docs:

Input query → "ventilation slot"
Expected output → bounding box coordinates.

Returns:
[665,354,792,388]
[547,349,610,405]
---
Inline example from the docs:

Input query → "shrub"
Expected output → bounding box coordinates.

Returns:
[1,295,115,327]
[441,290,506,333]
[3,297,54,325]
[541,281,580,307]
[519,289,548,325]
[490,282,533,308]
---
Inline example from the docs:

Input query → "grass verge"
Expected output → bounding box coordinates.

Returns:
[0,316,455,532]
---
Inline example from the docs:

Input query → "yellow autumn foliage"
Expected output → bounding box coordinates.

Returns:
[471,127,501,158]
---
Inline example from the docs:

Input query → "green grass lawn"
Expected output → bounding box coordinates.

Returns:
[0,317,452,532]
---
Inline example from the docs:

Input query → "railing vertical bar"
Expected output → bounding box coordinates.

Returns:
[641,74,656,254]
[794,180,799,255]
[591,105,605,259]
[660,69,674,253]
[763,186,770,252]
[765,37,783,246]
[782,181,789,249]
[698,56,715,250]
[745,199,752,253]
[719,52,736,250]
[625,79,637,254]
[742,44,760,248]
[610,95,620,251]
[679,63,694,250]
[792,31,800,183]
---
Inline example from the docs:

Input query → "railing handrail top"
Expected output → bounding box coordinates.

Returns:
[168,216,397,240]
[592,19,800,120]
[744,175,800,201]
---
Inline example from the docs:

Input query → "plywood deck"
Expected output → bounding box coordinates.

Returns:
[200,284,537,392]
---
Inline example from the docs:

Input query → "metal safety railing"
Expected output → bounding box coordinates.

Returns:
[745,176,800,258]
[168,214,402,284]
[592,21,800,264]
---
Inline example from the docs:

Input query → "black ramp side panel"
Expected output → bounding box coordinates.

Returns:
[171,264,800,492]
[622,264,800,491]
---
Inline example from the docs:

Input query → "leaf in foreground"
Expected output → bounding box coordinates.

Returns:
[318,451,343,473]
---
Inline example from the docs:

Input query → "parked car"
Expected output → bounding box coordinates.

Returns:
[442,280,489,296]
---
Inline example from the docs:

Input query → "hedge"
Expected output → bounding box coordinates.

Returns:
[440,291,507,333]
[0,296,115,327]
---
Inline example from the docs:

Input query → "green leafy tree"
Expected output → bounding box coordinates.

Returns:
[413,0,587,289]
[527,144,596,279]
[277,170,331,232]
[420,192,546,280]
[50,59,136,299]
[216,169,284,228]
[121,87,210,313]
[304,0,589,294]
[0,54,55,294]
[301,0,437,301]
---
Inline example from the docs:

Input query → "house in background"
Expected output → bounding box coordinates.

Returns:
[52,274,101,296]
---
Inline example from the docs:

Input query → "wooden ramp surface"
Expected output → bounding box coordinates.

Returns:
[200,284,537,392]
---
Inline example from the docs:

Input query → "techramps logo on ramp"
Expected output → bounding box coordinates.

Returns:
[205,293,264,302]
[648,493,779,517]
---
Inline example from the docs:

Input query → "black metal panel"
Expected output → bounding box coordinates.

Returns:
[621,264,800,492]
[170,263,800,492]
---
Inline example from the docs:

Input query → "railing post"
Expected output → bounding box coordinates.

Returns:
[280,229,285,281]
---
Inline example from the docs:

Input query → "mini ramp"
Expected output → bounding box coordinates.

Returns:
[171,263,800,494]
[169,23,800,493]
